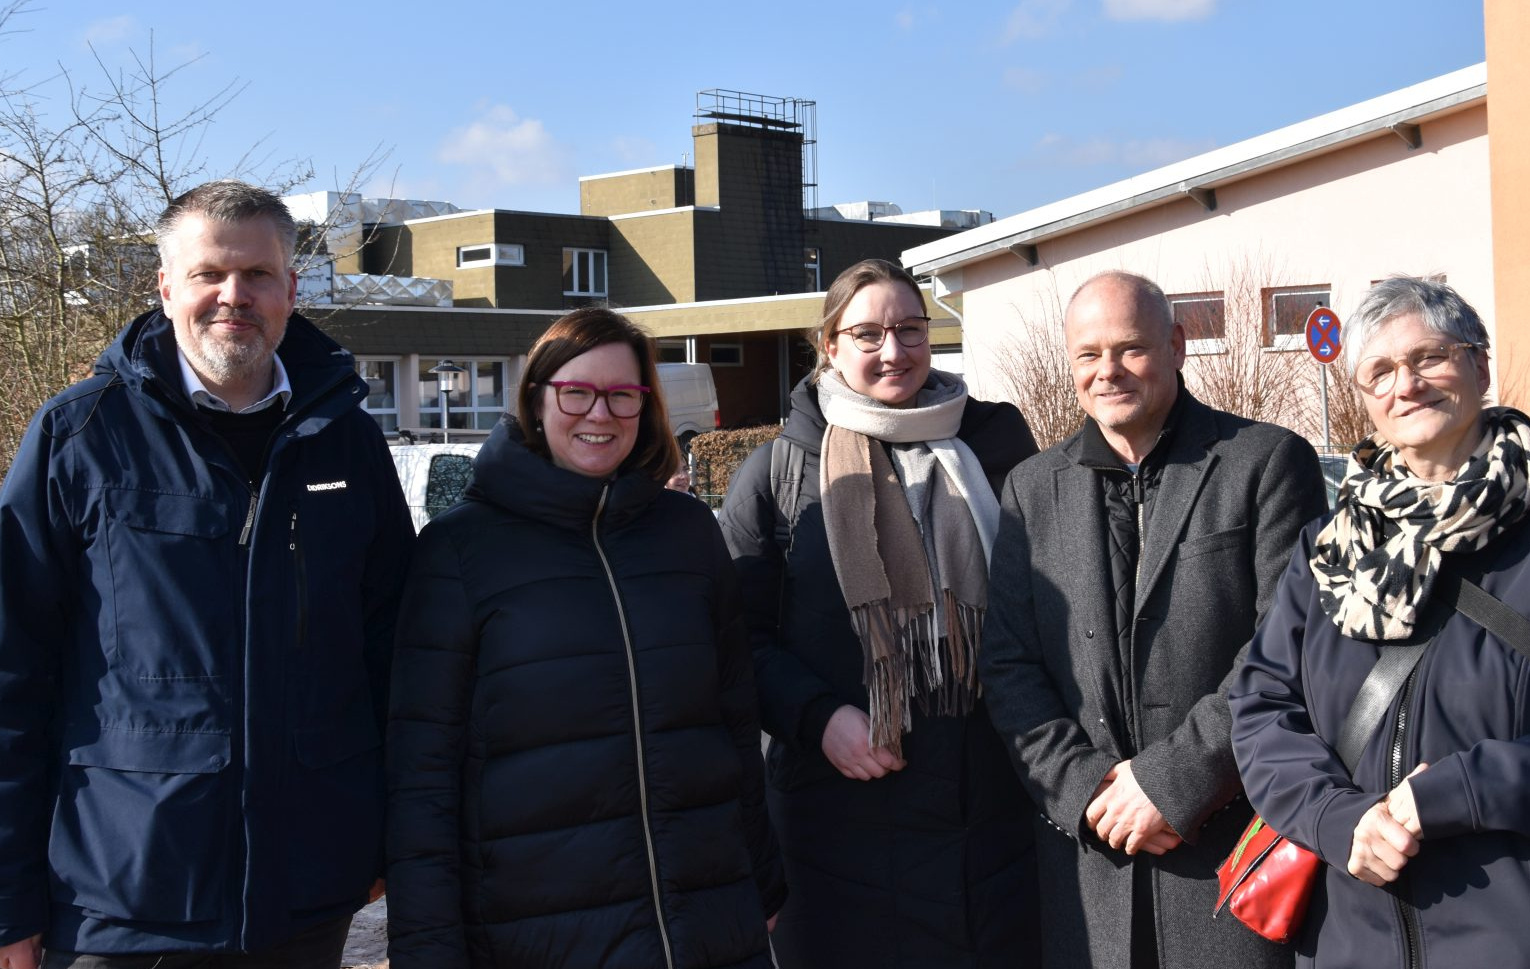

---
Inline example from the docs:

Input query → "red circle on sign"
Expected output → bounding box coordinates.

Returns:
[1305,307,1342,364]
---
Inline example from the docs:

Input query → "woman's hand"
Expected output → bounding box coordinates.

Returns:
[1348,798,1420,886]
[0,934,41,969]
[1384,763,1429,839]
[821,705,906,780]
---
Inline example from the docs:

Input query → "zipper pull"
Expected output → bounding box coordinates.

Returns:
[238,494,258,547]
[289,510,297,551]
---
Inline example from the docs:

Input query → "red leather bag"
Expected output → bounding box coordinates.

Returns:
[1213,815,1320,944]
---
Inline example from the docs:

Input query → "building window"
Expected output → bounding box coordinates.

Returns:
[805,247,821,291]
[1169,292,1226,355]
[457,243,525,269]
[1264,285,1331,349]
[562,248,608,296]
[657,339,689,364]
[418,358,510,431]
[356,358,399,433]
[710,343,744,367]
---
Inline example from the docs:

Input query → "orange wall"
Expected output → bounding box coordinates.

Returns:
[1487,0,1530,406]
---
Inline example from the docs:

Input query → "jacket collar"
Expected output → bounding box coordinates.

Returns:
[467,416,662,532]
[97,308,364,434]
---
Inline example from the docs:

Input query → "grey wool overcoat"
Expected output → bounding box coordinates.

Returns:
[980,390,1325,969]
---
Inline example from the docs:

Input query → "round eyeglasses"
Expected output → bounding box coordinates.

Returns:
[544,380,649,418]
[833,317,931,353]
[1354,341,1478,397]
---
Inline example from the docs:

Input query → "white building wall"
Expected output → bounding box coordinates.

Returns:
[953,104,1492,438]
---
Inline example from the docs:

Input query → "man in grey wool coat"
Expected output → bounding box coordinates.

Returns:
[980,270,1325,968]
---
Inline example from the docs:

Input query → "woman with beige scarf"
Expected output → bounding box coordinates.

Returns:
[719,259,1042,968]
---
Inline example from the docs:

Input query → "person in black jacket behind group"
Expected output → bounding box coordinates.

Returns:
[719,259,1041,968]
[385,308,784,969]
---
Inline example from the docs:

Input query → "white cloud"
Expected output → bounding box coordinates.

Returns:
[1005,64,1122,97]
[895,7,916,31]
[1102,0,1216,22]
[1001,0,1071,43]
[436,105,571,189]
[81,15,137,48]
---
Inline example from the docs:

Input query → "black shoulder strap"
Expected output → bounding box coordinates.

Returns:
[1333,641,1429,773]
[768,436,806,549]
[1451,575,1530,660]
[1332,570,1530,773]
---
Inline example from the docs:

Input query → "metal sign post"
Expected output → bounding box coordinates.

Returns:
[1305,306,1342,449]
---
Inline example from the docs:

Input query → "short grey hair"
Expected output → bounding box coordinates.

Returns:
[1066,270,1175,339]
[1343,276,1489,378]
[156,180,298,269]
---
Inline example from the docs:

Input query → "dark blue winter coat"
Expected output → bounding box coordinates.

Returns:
[385,418,784,969]
[1231,518,1530,967]
[0,309,414,954]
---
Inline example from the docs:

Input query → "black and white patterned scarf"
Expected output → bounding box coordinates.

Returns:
[1311,406,1530,641]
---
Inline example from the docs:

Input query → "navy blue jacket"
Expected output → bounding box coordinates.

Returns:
[1231,518,1530,967]
[386,419,784,969]
[0,309,413,953]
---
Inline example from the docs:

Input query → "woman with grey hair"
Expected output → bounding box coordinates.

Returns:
[1229,276,1530,966]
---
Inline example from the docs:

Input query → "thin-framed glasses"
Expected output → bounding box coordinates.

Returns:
[833,317,931,352]
[1355,341,1478,396]
[544,380,650,418]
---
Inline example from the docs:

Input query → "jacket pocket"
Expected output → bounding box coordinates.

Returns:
[51,728,231,923]
[103,490,235,677]
[285,717,384,911]
[1175,524,1249,562]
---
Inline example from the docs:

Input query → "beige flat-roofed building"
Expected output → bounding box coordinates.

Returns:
[904,64,1492,446]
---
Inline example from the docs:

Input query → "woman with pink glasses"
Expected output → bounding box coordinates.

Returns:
[386,307,783,969]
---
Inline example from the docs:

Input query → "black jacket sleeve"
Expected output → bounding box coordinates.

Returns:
[0,407,72,946]
[718,443,843,752]
[706,513,787,916]
[385,518,476,969]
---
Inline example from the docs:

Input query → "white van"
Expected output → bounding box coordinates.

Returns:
[656,362,720,452]
[389,443,481,532]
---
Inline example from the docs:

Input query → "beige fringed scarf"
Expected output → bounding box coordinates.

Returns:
[817,369,999,758]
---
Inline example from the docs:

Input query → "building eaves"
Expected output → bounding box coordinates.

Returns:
[579,164,693,182]
[607,205,720,221]
[903,62,1487,277]
[369,208,612,229]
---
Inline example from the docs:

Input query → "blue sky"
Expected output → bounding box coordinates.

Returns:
[2,0,1486,222]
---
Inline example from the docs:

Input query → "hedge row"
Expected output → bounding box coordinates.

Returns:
[689,424,783,503]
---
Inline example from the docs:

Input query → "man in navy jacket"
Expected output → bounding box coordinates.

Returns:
[0,181,414,968]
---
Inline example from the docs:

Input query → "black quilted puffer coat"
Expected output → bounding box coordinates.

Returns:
[386,418,784,969]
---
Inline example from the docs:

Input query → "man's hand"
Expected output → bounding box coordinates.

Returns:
[1384,763,1429,839]
[1084,760,1183,855]
[1348,797,1420,886]
[0,934,41,969]
[821,705,906,781]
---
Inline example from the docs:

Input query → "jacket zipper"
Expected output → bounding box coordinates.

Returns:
[1126,470,1146,752]
[1388,667,1423,969]
[289,509,307,648]
[590,484,675,969]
